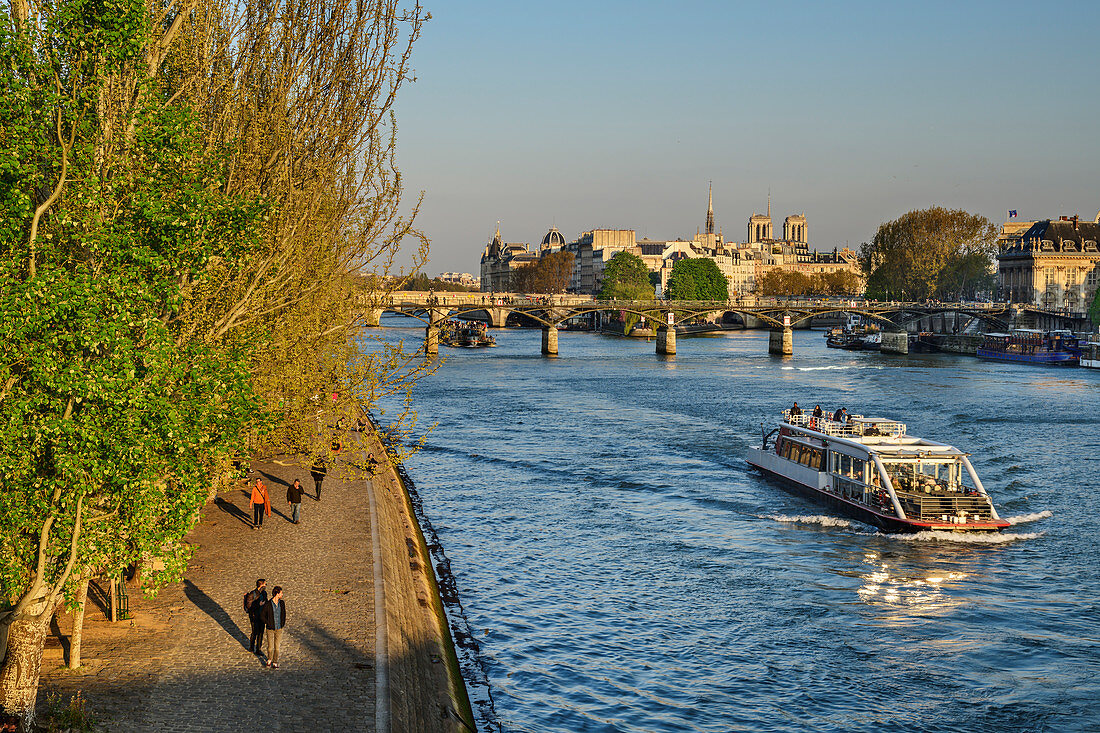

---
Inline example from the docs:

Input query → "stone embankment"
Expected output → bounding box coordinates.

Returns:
[37,432,473,732]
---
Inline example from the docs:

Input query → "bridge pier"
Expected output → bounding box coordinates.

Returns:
[657,326,676,355]
[361,308,382,327]
[541,325,558,356]
[768,327,793,356]
[424,308,444,356]
[880,330,908,355]
[487,306,512,328]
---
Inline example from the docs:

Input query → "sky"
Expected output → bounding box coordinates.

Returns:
[393,0,1100,275]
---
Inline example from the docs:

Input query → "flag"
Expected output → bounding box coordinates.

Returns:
[1009,209,1018,218]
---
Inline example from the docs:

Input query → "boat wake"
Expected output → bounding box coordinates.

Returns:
[1005,510,1053,525]
[883,529,1043,544]
[768,514,856,528]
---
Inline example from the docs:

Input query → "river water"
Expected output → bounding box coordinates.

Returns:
[370,317,1099,733]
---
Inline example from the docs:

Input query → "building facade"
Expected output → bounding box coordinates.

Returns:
[479,224,539,292]
[478,188,863,297]
[997,216,1100,310]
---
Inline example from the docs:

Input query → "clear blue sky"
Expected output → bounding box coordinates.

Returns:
[394,0,1100,274]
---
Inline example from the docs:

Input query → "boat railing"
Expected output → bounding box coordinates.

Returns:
[782,411,905,439]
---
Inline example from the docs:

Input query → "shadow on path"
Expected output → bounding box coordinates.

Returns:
[214,497,253,527]
[49,614,71,666]
[259,470,290,489]
[183,579,249,649]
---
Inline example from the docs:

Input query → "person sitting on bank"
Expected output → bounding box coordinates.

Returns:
[790,402,802,416]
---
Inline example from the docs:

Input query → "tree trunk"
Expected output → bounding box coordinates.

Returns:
[0,615,50,731]
[69,578,89,669]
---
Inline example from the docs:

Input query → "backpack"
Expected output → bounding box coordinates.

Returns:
[244,590,256,614]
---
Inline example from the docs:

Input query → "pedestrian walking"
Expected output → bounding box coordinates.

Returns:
[250,478,271,529]
[244,579,268,653]
[287,479,304,524]
[310,457,327,500]
[262,586,287,669]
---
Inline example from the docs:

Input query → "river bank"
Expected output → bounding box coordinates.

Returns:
[36,432,472,732]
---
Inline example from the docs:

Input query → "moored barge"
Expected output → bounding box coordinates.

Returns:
[976,329,1080,366]
[746,410,1009,533]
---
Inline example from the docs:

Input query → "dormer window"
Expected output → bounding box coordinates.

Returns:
[1085,240,1098,252]
[1041,239,1055,251]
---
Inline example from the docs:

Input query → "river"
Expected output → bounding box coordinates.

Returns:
[370,317,1100,733]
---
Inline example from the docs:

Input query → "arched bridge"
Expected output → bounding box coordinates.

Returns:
[360,292,1088,357]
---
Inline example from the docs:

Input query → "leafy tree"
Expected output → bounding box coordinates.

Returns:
[0,3,264,722]
[860,207,996,300]
[598,252,652,300]
[1090,288,1100,327]
[511,251,575,293]
[0,1,435,724]
[666,258,729,301]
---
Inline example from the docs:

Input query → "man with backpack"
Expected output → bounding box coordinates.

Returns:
[244,579,268,654]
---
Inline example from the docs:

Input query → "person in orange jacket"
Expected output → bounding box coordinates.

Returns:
[250,477,271,529]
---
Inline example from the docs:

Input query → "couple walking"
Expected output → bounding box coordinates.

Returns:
[249,477,308,528]
[244,579,288,668]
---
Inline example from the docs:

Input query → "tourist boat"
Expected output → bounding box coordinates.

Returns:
[746,410,1010,533]
[1080,339,1100,369]
[441,320,497,348]
[976,329,1080,366]
[825,318,880,351]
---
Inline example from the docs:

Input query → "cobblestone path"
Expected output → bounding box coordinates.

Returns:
[40,458,381,732]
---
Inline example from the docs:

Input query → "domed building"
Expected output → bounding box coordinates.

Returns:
[540,226,567,251]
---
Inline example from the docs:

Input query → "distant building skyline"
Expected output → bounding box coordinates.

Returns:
[394,1,1100,274]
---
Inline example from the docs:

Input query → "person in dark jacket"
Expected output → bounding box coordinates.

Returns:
[812,405,823,418]
[310,457,327,500]
[244,578,267,653]
[790,402,802,416]
[262,586,287,668]
[832,407,847,422]
[287,479,304,524]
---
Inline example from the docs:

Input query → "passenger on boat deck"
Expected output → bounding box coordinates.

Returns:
[832,407,847,422]
[790,402,802,416]
[812,405,823,418]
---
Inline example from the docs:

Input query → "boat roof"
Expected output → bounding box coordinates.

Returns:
[780,411,966,458]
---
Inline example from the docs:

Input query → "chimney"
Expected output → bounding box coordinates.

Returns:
[1073,215,1079,230]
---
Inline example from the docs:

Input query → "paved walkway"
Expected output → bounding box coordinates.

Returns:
[40,457,383,731]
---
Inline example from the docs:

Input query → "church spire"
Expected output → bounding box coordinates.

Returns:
[706,182,715,235]
[767,189,771,220]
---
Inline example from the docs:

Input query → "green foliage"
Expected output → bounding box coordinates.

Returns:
[860,207,996,300]
[0,1,264,627]
[40,690,94,732]
[1090,288,1100,327]
[666,258,728,301]
[598,252,651,299]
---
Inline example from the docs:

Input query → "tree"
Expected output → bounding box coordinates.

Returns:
[860,207,996,300]
[666,258,729,301]
[598,251,652,300]
[511,251,574,293]
[0,1,433,725]
[0,6,262,721]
